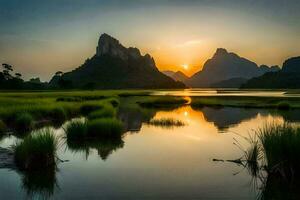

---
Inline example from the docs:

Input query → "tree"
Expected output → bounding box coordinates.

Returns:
[2,63,13,72]
[15,73,22,79]
[2,63,13,80]
[55,71,63,76]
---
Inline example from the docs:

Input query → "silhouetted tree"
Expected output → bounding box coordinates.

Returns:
[15,73,22,79]
[2,63,13,80]
[55,71,63,76]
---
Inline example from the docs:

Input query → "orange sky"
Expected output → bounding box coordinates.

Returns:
[1,1,300,81]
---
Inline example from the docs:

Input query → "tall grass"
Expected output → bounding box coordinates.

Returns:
[65,118,123,140]
[257,123,300,177]
[0,120,6,133]
[64,120,87,140]
[87,105,116,120]
[87,118,123,138]
[15,112,34,132]
[80,102,103,115]
[49,107,67,122]
[14,129,58,170]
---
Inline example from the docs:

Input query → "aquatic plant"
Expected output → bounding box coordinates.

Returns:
[14,129,58,170]
[49,107,67,122]
[0,120,6,133]
[148,118,185,127]
[108,98,120,107]
[257,123,300,177]
[80,103,103,115]
[87,105,116,120]
[277,102,291,110]
[65,120,87,140]
[87,118,123,138]
[15,112,34,132]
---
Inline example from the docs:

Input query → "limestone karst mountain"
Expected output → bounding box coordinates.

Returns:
[50,33,185,89]
[242,56,300,88]
[162,70,189,83]
[186,48,279,87]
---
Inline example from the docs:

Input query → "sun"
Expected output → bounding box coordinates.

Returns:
[182,64,189,70]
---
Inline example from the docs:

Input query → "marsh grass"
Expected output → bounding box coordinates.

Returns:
[108,98,120,107]
[87,118,123,138]
[0,120,6,133]
[148,118,185,128]
[88,105,116,120]
[64,120,87,140]
[14,129,58,170]
[56,95,106,102]
[80,103,103,115]
[257,123,300,178]
[137,97,188,108]
[277,102,291,110]
[49,107,67,122]
[65,118,123,140]
[15,113,34,132]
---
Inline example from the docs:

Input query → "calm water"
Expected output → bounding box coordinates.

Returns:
[1,102,299,199]
[151,89,300,97]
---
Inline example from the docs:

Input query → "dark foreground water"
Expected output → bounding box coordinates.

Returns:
[0,104,299,199]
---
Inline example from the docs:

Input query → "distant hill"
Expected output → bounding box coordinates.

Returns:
[210,77,249,88]
[49,34,185,89]
[162,70,189,83]
[186,48,279,87]
[242,56,300,88]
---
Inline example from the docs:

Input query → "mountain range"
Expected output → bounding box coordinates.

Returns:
[49,34,185,89]
[162,70,189,83]
[48,33,300,89]
[185,48,280,88]
[241,56,300,88]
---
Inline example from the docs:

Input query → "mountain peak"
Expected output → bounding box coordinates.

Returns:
[214,48,228,56]
[96,33,144,61]
[96,33,127,58]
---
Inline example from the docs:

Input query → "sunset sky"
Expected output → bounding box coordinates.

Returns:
[1,0,300,80]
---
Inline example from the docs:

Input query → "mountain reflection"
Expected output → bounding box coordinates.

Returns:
[199,107,266,131]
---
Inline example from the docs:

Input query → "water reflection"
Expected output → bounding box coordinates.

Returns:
[198,107,263,131]
[66,137,124,160]
[18,167,58,199]
[1,104,300,199]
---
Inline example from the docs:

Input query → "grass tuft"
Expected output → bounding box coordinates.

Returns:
[0,120,6,133]
[88,105,116,120]
[80,103,103,115]
[257,123,300,177]
[14,128,58,170]
[87,118,123,138]
[50,107,67,122]
[277,102,291,110]
[65,120,87,140]
[15,113,34,132]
